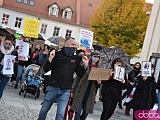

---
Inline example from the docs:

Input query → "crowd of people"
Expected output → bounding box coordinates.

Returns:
[0,35,160,120]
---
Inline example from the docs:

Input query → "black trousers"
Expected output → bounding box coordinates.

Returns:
[100,93,118,120]
[11,65,18,82]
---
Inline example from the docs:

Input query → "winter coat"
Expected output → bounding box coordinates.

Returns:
[70,67,98,113]
[101,75,126,102]
[131,76,157,110]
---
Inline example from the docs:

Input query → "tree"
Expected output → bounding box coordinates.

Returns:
[90,0,149,57]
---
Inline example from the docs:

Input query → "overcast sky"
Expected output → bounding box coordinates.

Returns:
[145,0,154,4]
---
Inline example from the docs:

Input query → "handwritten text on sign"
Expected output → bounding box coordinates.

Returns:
[88,68,112,80]
[23,18,40,38]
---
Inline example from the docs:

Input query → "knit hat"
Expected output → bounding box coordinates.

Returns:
[91,50,101,56]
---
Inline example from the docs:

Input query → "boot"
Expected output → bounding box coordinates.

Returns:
[14,84,18,89]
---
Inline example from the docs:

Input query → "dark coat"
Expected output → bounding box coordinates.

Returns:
[131,76,157,110]
[101,75,126,102]
[43,49,86,89]
[70,67,98,113]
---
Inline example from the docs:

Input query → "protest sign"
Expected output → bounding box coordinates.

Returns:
[113,65,125,81]
[88,68,112,80]
[79,29,93,49]
[23,18,40,38]
[141,61,152,76]
[16,40,29,61]
[3,55,16,74]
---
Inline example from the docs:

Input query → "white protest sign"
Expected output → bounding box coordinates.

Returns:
[113,65,125,81]
[15,40,29,61]
[142,61,152,76]
[3,55,16,74]
[79,29,94,49]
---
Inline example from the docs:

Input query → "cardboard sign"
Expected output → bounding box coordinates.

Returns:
[113,65,125,81]
[23,18,40,38]
[142,61,152,76]
[88,68,112,80]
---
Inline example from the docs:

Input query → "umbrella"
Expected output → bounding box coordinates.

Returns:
[47,36,64,45]
[94,44,131,74]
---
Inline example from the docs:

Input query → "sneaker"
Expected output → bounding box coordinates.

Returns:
[14,84,18,89]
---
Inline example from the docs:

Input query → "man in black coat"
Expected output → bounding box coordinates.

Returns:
[38,37,89,120]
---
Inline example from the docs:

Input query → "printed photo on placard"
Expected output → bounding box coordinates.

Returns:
[113,65,125,81]
[142,61,152,76]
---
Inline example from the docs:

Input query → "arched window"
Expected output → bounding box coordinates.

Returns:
[62,7,72,20]
[49,4,59,17]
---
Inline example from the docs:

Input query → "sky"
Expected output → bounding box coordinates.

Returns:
[145,0,154,4]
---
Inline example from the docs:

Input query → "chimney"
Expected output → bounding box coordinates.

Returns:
[76,0,80,25]
[0,0,4,5]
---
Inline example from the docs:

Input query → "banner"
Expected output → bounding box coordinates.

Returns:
[3,55,16,74]
[79,29,93,49]
[23,18,40,38]
[88,68,112,80]
[16,40,29,61]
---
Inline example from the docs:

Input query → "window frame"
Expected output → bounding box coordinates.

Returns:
[65,30,72,38]
[1,14,10,25]
[62,8,72,20]
[14,17,23,28]
[23,0,28,5]
[40,23,48,34]
[29,0,35,6]
[53,27,60,36]
[16,0,22,3]
[49,4,59,17]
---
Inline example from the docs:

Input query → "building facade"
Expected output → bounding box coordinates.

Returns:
[0,0,101,42]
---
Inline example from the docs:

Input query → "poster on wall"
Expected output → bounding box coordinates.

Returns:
[141,61,152,76]
[23,18,40,38]
[154,58,160,82]
[79,29,94,50]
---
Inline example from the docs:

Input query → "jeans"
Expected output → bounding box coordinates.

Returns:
[38,86,70,120]
[0,64,10,99]
[74,91,89,120]
[16,65,25,86]
[158,92,160,110]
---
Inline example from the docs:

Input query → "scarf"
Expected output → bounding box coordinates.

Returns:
[0,45,14,55]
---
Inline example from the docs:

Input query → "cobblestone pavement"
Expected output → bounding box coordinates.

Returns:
[0,85,132,120]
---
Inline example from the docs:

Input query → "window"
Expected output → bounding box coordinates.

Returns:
[23,0,28,4]
[49,4,59,17]
[40,23,47,34]
[62,8,72,20]
[65,30,72,38]
[53,27,60,36]
[15,17,22,28]
[1,14,10,25]
[29,0,34,6]
[16,0,21,2]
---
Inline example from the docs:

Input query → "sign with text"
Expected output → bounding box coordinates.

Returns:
[79,29,93,50]
[3,55,16,74]
[142,61,152,76]
[88,68,112,80]
[15,40,29,61]
[113,65,125,81]
[23,18,40,38]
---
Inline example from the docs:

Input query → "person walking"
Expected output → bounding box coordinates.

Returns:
[100,58,126,120]
[70,50,101,120]
[0,36,15,98]
[124,62,141,115]
[131,65,157,120]
[37,37,89,120]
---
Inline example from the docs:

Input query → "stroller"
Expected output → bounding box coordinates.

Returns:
[19,64,44,99]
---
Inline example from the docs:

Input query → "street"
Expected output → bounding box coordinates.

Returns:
[0,85,132,120]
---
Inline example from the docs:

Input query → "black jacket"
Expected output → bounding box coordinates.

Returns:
[131,76,157,110]
[43,49,86,89]
[101,75,126,102]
